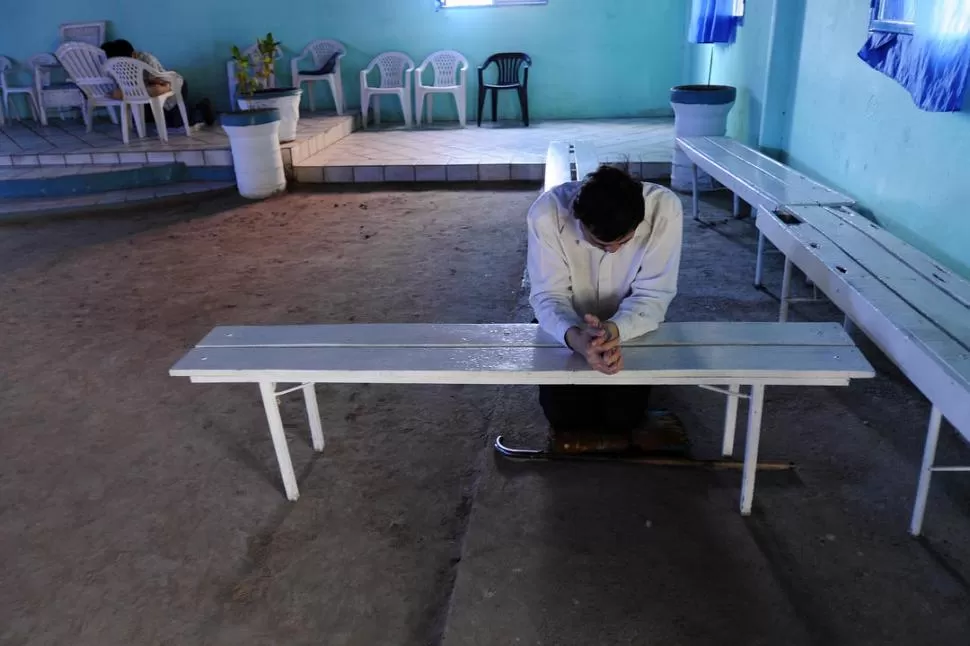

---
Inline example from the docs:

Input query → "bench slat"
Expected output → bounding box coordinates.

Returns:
[677,136,854,209]
[544,140,600,193]
[171,344,873,385]
[707,138,852,200]
[824,206,970,311]
[573,142,599,180]
[758,207,970,438]
[790,205,970,352]
[677,141,795,211]
[197,322,857,349]
[544,141,572,192]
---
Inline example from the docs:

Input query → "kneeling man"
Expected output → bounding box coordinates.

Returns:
[527,166,683,449]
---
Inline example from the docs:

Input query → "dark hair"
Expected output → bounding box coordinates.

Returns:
[101,39,135,59]
[572,165,645,243]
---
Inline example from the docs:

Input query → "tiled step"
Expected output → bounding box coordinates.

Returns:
[0,113,357,173]
[0,163,186,198]
[284,113,358,168]
[0,181,236,222]
[294,160,671,184]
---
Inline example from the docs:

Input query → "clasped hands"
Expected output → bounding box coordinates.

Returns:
[565,314,623,375]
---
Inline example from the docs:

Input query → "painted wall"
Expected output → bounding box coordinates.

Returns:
[690,0,775,146]
[785,0,970,279]
[690,0,970,279]
[0,0,690,121]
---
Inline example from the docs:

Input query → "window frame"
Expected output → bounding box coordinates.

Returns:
[437,0,548,8]
[869,0,916,35]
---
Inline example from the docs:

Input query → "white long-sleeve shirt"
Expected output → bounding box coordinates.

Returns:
[527,181,683,346]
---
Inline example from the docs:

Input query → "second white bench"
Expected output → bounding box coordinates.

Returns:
[757,204,970,535]
[676,136,855,290]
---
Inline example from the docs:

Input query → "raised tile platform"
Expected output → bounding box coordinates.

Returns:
[1,116,673,194]
[293,118,674,184]
[0,113,355,171]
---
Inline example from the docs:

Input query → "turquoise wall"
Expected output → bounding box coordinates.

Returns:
[691,0,970,279]
[785,0,970,278]
[0,0,689,120]
[689,0,804,153]
[690,0,774,146]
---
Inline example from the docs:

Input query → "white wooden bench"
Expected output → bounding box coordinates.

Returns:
[171,322,873,514]
[757,204,970,534]
[676,136,855,291]
[544,140,599,192]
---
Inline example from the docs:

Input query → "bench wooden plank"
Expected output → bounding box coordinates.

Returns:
[825,206,970,310]
[197,322,858,349]
[758,207,970,439]
[573,141,599,180]
[678,142,791,213]
[544,140,600,193]
[171,344,873,385]
[685,137,854,204]
[677,136,854,210]
[706,138,853,203]
[544,141,572,192]
[789,205,970,352]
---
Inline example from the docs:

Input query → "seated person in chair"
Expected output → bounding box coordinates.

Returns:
[101,39,214,127]
[527,166,683,451]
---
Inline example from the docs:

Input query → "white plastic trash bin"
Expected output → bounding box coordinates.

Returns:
[221,109,286,200]
[670,85,736,193]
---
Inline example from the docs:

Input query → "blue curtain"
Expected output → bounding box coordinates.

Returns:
[689,0,742,44]
[859,2,970,112]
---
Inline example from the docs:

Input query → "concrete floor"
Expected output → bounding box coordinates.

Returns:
[0,187,967,645]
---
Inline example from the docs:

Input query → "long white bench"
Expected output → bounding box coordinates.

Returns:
[676,136,855,291]
[171,322,873,515]
[758,204,970,534]
[544,140,599,192]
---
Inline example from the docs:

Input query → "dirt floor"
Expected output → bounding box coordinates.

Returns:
[0,186,968,646]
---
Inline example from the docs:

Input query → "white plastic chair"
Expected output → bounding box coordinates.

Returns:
[0,56,41,122]
[415,50,469,128]
[104,57,190,144]
[29,53,85,126]
[55,42,120,130]
[290,39,346,114]
[134,52,185,113]
[227,43,280,107]
[59,21,107,47]
[360,52,415,128]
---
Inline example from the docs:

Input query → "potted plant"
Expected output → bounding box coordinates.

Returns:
[232,32,302,143]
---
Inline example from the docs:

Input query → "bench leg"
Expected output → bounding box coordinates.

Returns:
[843,315,857,336]
[303,383,325,452]
[259,381,300,501]
[691,163,700,221]
[722,384,741,457]
[911,406,943,536]
[779,258,793,323]
[733,193,741,218]
[754,232,766,287]
[740,384,765,516]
